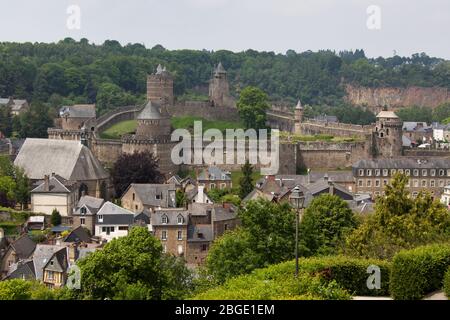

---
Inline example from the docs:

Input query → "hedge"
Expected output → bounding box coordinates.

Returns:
[443,267,450,299]
[390,243,450,300]
[194,256,391,299]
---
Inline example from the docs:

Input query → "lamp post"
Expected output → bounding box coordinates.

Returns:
[290,185,305,278]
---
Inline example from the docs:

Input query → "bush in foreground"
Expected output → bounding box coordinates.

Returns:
[443,267,450,298]
[390,243,450,300]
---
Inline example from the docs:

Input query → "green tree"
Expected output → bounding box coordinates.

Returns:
[0,280,56,300]
[238,161,254,199]
[14,167,30,210]
[299,194,357,257]
[0,176,16,207]
[0,105,13,137]
[50,209,62,226]
[176,190,187,208]
[77,227,192,300]
[206,229,261,283]
[345,173,450,259]
[16,104,54,138]
[239,199,296,265]
[237,86,269,130]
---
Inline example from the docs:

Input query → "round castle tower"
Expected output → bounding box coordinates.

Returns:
[373,110,403,158]
[294,99,303,134]
[122,100,178,175]
[147,64,174,106]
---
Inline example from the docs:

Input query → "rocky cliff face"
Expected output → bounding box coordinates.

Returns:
[345,85,450,111]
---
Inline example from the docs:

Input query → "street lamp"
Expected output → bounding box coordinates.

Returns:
[290,185,305,278]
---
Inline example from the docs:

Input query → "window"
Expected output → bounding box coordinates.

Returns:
[177,245,184,255]
[375,169,380,176]
[366,180,372,187]
[162,215,168,224]
[421,180,427,187]
[110,227,115,233]
[221,183,226,189]
[447,169,450,177]
[358,169,364,176]
[375,180,380,187]
[177,215,184,224]
[422,169,427,177]
[439,169,445,176]
[440,180,445,187]
[161,231,167,240]
[406,180,410,187]
[47,271,54,280]
[431,169,436,176]
[80,218,85,226]
[430,180,435,187]
[135,205,138,210]
[405,169,411,176]
[119,226,128,231]
[383,180,388,186]
[413,169,419,177]
[201,244,208,251]
[412,192,418,198]
[398,169,404,174]
[80,207,87,214]
[177,230,183,240]
[210,183,216,189]
[391,169,397,176]
[358,180,363,187]
[98,215,103,222]
[413,180,419,187]
[224,224,228,231]
[132,193,135,201]
[367,169,372,177]
[156,194,162,200]
[383,169,388,176]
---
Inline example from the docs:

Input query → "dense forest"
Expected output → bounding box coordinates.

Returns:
[1,38,449,122]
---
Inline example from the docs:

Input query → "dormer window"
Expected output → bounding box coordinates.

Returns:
[81,207,87,215]
[156,193,162,200]
[98,215,103,222]
[177,215,184,224]
[162,215,168,224]
[198,232,204,239]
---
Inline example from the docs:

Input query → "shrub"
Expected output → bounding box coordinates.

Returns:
[390,243,450,300]
[262,256,391,296]
[443,267,450,298]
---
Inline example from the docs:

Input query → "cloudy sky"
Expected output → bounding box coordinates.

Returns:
[0,0,449,59]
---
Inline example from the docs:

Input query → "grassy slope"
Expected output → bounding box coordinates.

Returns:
[99,120,138,139]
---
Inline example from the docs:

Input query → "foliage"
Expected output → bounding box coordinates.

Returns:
[238,161,254,199]
[390,244,450,300]
[77,227,192,300]
[206,229,261,284]
[0,105,13,137]
[345,173,450,259]
[300,194,358,257]
[176,190,187,208]
[206,188,233,203]
[112,150,164,196]
[443,267,450,298]
[237,86,269,130]
[15,104,55,138]
[50,209,62,226]
[396,106,433,123]
[0,156,30,208]
[193,264,351,300]
[0,279,56,300]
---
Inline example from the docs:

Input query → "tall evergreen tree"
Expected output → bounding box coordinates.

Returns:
[238,161,254,199]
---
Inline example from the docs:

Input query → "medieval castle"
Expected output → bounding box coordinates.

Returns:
[48,63,405,176]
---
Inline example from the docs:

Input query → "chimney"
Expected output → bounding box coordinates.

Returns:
[44,175,50,192]
[68,243,78,263]
[198,185,205,203]
[328,179,334,195]
[222,202,231,209]
[307,169,311,184]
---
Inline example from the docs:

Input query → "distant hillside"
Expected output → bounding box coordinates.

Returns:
[1,39,449,110]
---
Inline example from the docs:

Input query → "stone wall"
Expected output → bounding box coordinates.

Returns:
[90,139,123,167]
[299,120,371,138]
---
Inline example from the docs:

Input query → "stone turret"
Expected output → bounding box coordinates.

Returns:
[373,110,403,158]
[209,62,235,108]
[147,64,174,106]
[294,100,303,134]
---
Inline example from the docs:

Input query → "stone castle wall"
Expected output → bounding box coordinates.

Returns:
[299,120,372,139]
[167,102,241,122]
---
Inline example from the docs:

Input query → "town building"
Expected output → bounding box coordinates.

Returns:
[14,138,111,200]
[197,166,232,191]
[94,202,135,242]
[0,97,30,115]
[0,234,36,278]
[353,158,450,199]
[121,183,177,213]
[58,104,96,131]
[72,195,105,235]
[440,185,450,208]
[402,122,433,145]
[30,174,79,216]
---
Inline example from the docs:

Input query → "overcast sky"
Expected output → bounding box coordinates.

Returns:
[0,0,449,59]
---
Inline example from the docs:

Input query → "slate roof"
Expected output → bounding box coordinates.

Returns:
[353,158,450,169]
[32,244,66,281]
[44,248,69,273]
[213,205,238,222]
[134,210,151,225]
[403,122,431,132]
[187,224,213,242]
[188,203,214,216]
[31,175,77,194]
[198,166,231,181]
[64,226,91,243]
[137,101,169,120]
[10,234,36,260]
[214,62,226,74]
[5,260,35,280]
[152,209,189,226]
[74,196,105,216]
[59,104,96,119]
[96,202,135,225]
[126,183,177,208]
[14,138,109,181]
